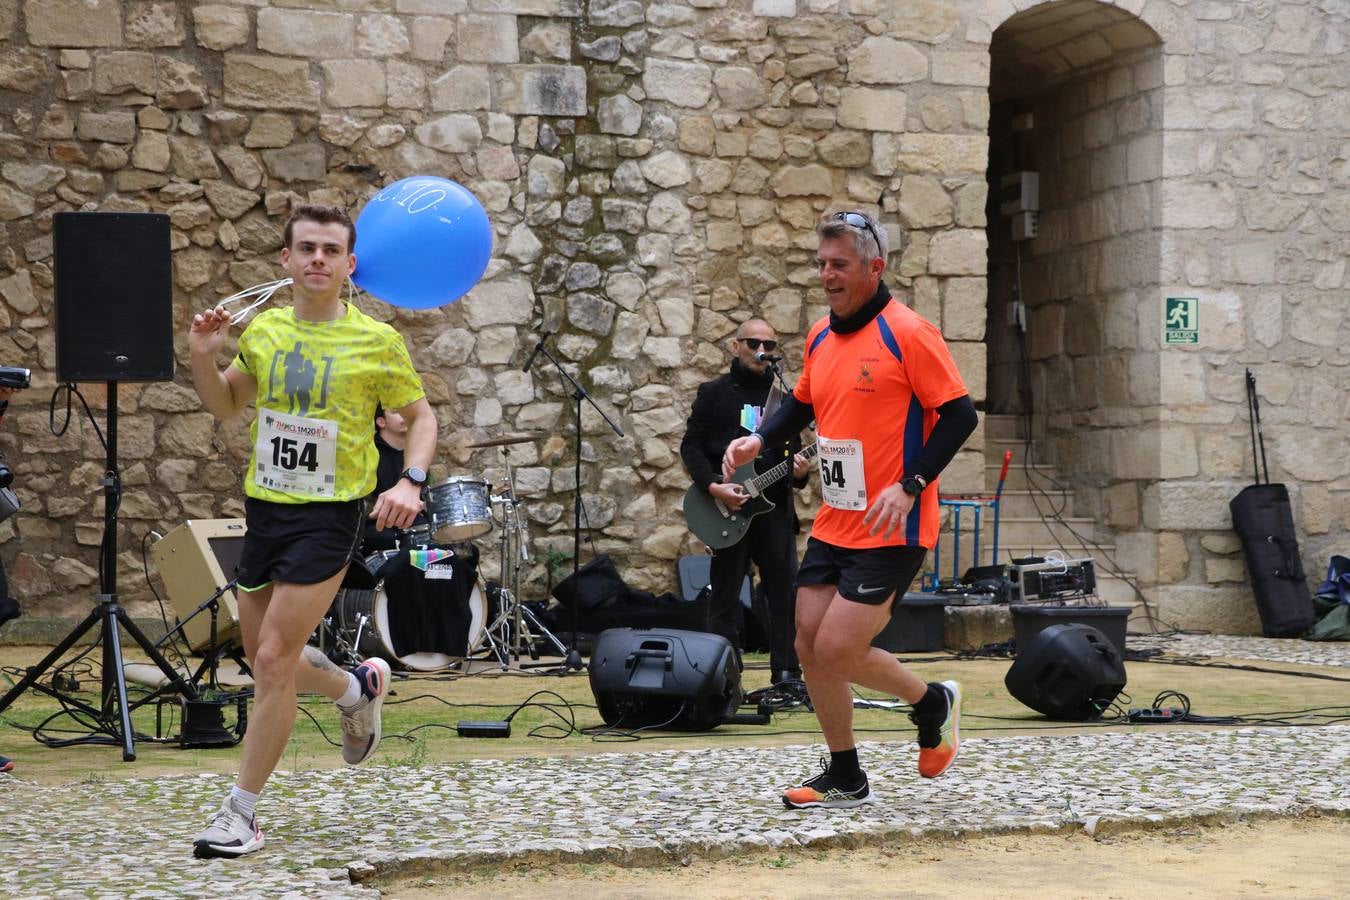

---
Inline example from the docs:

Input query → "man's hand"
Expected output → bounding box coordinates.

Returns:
[370,479,424,532]
[708,480,749,510]
[188,305,233,358]
[721,434,763,482]
[0,386,17,402]
[861,482,916,540]
[792,452,811,480]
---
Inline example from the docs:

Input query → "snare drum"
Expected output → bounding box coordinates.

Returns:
[332,550,485,671]
[426,476,493,542]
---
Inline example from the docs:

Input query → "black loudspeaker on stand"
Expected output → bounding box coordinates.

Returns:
[0,212,192,760]
[54,212,175,382]
[1004,623,1126,721]
[588,628,743,731]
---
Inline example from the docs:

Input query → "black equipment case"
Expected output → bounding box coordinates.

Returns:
[1230,370,1315,637]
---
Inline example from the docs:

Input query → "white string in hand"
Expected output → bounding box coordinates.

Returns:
[206,277,294,327]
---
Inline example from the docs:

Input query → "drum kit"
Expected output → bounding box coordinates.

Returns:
[313,434,568,672]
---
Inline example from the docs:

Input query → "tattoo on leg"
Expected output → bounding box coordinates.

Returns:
[302,644,340,673]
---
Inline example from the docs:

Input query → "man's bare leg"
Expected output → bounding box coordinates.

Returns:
[236,585,350,702]
[235,567,348,794]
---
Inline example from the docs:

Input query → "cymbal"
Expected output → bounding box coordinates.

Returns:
[464,433,538,448]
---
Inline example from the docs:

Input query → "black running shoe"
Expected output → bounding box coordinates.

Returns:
[782,757,870,809]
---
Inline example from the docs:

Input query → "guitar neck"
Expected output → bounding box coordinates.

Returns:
[746,442,818,494]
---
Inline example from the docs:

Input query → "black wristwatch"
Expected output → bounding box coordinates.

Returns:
[900,474,927,497]
[400,466,427,487]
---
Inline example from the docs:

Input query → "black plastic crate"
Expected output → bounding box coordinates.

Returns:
[872,592,946,653]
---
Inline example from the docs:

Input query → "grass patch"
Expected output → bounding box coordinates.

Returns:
[1,642,1346,786]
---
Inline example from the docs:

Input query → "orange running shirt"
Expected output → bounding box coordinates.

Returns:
[794,298,968,549]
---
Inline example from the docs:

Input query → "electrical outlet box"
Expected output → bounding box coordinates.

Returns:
[1000,171,1040,215]
[1011,211,1038,242]
[457,720,511,738]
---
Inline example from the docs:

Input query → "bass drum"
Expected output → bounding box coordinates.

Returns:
[334,547,485,671]
[335,582,485,672]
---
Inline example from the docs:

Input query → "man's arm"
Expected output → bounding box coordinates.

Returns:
[724,393,816,482]
[903,395,978,484]
[188,306,254,420]
[679,383,722,493]
[370,396,436,532]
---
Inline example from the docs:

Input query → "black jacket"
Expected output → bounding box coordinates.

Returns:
[680,359,806,509]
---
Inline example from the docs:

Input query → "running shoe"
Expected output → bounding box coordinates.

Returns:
[0,755,12,774]
[782,757,871,809]
[192,800,264,859]
[340,657,391,765]
[910,679,961,778]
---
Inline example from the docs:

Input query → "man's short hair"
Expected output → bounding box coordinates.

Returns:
[817,210,889,263]
[735,317,774,339]
[374,403,385,426]
[284,204,356,252]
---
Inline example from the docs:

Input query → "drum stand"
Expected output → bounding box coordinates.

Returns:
[471,453,569,666]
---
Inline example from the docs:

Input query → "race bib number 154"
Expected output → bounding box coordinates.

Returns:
[254,410,339,497]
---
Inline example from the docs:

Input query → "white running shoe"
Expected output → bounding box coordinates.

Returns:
[192,800,263,859]
[340,657,391,765]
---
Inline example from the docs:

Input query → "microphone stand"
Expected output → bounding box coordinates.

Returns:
[522,335,624,671]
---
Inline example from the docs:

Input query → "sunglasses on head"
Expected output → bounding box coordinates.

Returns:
[739,338,777,351]
[832,211,882,256]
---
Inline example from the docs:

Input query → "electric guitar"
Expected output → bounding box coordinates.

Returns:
[683,442,819,549]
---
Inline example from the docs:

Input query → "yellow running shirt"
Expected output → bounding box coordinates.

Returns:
[232,304,424,504]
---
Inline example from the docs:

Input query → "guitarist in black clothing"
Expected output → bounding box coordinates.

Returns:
[680,318,811,682]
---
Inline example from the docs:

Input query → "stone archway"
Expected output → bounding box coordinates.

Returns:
[981,1,1165,598]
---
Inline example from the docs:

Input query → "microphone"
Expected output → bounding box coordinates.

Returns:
[522,334,549,372]
[755,351,782,364]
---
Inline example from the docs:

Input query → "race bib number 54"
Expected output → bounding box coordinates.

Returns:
[818,437,866,511]
[254,409,339,497]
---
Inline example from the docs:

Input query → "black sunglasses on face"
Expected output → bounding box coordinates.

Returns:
[739,338,777,351]
[833,211,882,257]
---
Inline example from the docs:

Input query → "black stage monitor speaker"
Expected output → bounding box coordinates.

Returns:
[151,519,247,652]
[1004,623,1126,721]
[588,627,741,731]
[54,211,174,382]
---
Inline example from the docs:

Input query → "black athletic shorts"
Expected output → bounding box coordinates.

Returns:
[797,537,928,605]
[237,497,369,591]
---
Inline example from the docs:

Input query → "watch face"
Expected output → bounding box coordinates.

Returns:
[406,467,426,484]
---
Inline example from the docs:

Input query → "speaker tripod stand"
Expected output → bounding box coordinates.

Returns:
[0,382,198,760]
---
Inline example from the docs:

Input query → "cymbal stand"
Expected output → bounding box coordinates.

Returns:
[476,448,569,663]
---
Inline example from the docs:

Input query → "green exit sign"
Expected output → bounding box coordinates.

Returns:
[1164,297,1199,344]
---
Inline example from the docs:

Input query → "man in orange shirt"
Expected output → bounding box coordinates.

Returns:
[724,211,977,808]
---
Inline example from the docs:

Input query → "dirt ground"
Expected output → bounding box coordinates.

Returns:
[384,815,1350,899]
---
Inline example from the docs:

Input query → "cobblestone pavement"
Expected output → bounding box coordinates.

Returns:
[2,724,1347,898]
[1132,632,1350,669]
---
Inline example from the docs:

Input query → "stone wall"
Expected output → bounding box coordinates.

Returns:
[0,0,992,628]
[0,0,1346,637]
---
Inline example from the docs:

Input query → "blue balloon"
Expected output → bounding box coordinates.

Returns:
[352,176,493,309]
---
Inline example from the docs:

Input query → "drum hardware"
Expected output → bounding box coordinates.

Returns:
[468,446,569,665]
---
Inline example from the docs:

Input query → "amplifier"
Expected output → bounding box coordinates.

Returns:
[1009,557,1096,601]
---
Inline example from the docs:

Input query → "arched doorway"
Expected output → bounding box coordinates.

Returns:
[983,1,1164,602]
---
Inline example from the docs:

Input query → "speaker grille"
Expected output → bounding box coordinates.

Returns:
[54,211,174,382]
